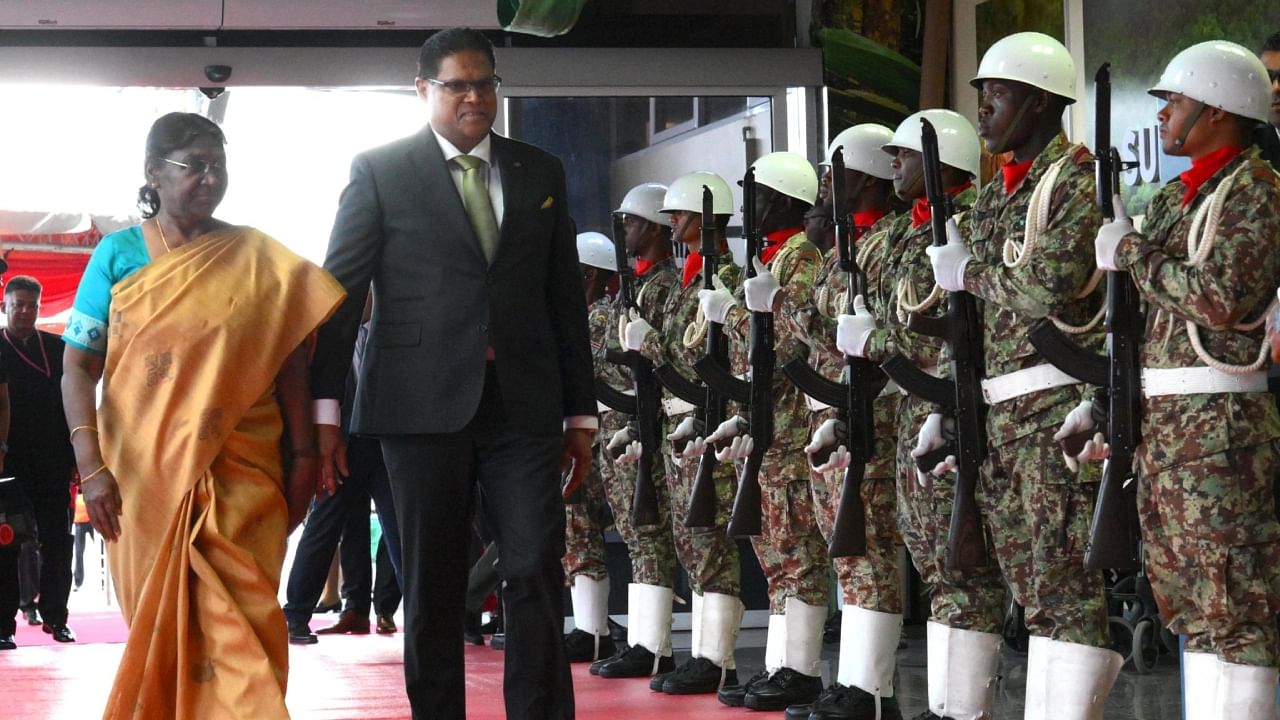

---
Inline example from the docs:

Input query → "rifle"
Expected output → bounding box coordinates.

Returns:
[692,167,772,537]
[782,146,881,557]
[610,216,663,527]
[686,186,730,528]
[1027,63,1142,573]
[919,117,989,570]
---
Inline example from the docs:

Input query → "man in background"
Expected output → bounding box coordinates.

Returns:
[0,276,70,645]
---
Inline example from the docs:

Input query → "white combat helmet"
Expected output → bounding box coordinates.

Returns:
[661,171,734,215]
[883,109,982,180]
[576,231,616,271]
[971,31,1077,103]
[1149,40,1273,124]
[613,182,669,225]
[751,151,819,205]
[823,123,896,180]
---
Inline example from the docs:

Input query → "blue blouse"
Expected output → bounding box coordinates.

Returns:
[63,226,151,355]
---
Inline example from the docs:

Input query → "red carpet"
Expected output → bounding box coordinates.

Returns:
[1,630,753,718]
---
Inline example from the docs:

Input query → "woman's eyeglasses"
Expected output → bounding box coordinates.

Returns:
[426,75,503,96]
[163,157,227,177]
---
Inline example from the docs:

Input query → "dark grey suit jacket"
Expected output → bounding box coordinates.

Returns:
[313,127,595,437]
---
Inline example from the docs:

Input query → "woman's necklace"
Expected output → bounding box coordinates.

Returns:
[155,218,172,252]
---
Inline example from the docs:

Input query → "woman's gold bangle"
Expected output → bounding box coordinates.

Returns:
[79,464,109,485]
[70,425,99,442]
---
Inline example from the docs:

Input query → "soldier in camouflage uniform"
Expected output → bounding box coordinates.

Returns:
[825,114,1000,720]
[621,171,746,694]
[1079,41,1280,717]
[697,152,829,711]
[748,124,904,720]
[562,231,622,663]
[591,183,684,680]
[921,33,1122,718]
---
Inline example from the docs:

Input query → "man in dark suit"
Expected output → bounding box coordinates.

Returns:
[311,27,596,720]
[1260,31,1280,169]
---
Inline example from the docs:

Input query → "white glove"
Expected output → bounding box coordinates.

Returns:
[698,274,738,325]
[925,218,973,292]
[705,415,745,445]
[744,256,781,313]
[805,418,850,472]
[606,427,633,457]
[620,309,654,352]
[618,440,643,464]
[716,434,754,462]
[910,413,956,487]
[675,436,708,466]
[666,416,702,464]
[835,294,877,358]
[1052,399,1110,472]
[1095,194,1133,272]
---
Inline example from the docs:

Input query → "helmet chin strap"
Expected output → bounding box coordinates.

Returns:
[1170,99,1207,151]
[990,92,1038,159]
[754,190,783,238]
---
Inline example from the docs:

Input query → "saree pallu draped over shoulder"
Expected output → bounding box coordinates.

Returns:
[97,227,344,720]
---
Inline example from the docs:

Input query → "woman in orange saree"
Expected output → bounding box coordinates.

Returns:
[61,113,344,719]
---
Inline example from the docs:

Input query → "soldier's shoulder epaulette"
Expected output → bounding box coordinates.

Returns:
[1244,157,1280,188]
[1069,143,1094,167]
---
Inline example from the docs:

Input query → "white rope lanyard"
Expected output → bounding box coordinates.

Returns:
[1001,154,1105,335]
[1176,161,1273,374]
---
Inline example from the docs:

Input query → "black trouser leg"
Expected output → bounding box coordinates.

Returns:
[32,492,72,627]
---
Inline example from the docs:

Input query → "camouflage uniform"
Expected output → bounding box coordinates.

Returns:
[639,252,743,596]
[786,213,903,612]
[593,258,681,587]
[561,293,614,584]
[1114,147,1280,666]
[722,231,829,612]
[959,133,1108,645]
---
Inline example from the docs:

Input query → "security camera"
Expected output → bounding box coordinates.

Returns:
[204,64,232,83]
[199,86,226,100]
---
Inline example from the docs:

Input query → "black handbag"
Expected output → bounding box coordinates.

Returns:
[0,477,36,548]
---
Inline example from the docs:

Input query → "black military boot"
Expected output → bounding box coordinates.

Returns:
[909,712,948,720]
[595,643,675,678]
[785,683,844,720]
[564,628,616,663]
[743,667,824,711]
[589,643,627,676]
[717,669,770,707]
[807,683,903,719]
[659,656,738,695]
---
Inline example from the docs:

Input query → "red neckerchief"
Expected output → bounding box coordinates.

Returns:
[2,328,50,378]
[634,258,656,276]
[761,227,800,266]
[682,252,704,288]
[910,181,973,228]
[851,209,887,241]
[1179,145,1243,207]
[1001,158,1035,195]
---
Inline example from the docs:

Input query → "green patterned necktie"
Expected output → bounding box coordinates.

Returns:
[453,154,500,263]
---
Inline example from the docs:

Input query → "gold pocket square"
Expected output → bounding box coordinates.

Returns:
[540,195,555,209]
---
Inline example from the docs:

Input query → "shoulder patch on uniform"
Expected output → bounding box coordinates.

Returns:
[1070,144,1093,167]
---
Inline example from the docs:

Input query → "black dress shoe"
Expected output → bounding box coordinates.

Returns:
[661,656,738,694]
[314,610,370,635]
[42,623,76,643]
[744,667,824,711]
[22,607,40,626]
[463,612,485,646]
[717,669,770,707]
[595,643,675,678]
[649,669,674,692]
[375,614,397,634]
[489,632,505,650]
[288,621,318,645]
[0,634,15,650]
[589,644,628,676]
[808,683,902,720]
[564,628,616,663]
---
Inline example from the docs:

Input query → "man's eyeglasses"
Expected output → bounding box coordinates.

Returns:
[426,75,502,96]
[163,157,227,177]
[1269,69,1280,85]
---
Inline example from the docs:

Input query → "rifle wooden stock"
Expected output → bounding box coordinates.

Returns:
[685,445,721,528]
[828,462,869,557]
[630,438,661,526]
[727,447,765,537]
[1086,450,1140,570]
